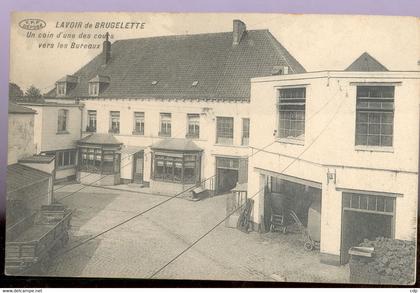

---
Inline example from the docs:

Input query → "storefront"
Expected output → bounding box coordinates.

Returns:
[76,133,122,186]
[150,138,202,194]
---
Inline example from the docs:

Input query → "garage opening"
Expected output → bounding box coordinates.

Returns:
[215,157,247,195]
[340,192,395,264]
[263,176,322,243]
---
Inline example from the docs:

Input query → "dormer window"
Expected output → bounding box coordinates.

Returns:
[88,75,110,97]
[55,75,78,97]
[89,83,99,96]
[57,82,66,96]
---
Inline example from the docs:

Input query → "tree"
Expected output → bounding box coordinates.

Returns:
[24,85,42,97]
[9,82,24,102]
[22,85,44,102]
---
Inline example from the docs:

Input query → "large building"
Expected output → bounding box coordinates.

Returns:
[20,19,418,267]
[44,19,306,194]
[247,53,419,265]
[7,103,55,227]
[16,101,83,182]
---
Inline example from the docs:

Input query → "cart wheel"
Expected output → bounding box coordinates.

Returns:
[304,241,314,251]
[282,226,287,234]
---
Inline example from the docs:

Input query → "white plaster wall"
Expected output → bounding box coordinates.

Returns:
[82,99,252,183]
[7,113,36,165]
[23,104,83,152]
[248,71,419,257]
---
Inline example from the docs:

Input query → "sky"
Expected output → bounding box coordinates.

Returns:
[9,12,419,93]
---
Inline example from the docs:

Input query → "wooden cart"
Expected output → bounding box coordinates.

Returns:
[5,204,72,274]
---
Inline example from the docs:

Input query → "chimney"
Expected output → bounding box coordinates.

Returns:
[103,32,111,64]
[233,19,246,46]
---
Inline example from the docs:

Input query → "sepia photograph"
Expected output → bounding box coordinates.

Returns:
[5,12,419,285]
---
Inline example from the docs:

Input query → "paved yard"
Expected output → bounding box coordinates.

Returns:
[37,183,349,283]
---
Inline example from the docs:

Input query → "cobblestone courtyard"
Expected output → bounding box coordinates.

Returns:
[41,183,349,283]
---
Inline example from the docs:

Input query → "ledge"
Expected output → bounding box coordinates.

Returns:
[56,131,70,135]
[276,137,305,146]
[355,145,394,153]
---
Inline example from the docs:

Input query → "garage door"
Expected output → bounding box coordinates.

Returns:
[341,192,395,264]
[215,157,248,194]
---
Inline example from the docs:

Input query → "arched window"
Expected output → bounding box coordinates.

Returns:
[57,109,68,132]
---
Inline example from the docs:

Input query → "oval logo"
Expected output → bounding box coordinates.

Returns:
[19,19,46,30]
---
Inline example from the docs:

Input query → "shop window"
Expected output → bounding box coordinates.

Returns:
[78,147,119,175]
[355,86,394,147]
[216,117,234,144]
[153,152,200,184]
[278,87,306,141]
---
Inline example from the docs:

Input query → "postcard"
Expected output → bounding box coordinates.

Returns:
[6,12,419,285]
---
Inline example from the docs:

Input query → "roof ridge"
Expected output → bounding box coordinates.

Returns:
[112,29,268,43]
[263,30,306,74]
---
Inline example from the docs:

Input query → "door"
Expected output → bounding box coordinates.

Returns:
[215,157,240,194]
[133,152,144,183]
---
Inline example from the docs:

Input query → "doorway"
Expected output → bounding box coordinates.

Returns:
[340,192,395,264]
[215,157,239,194]
[133,151,144,184]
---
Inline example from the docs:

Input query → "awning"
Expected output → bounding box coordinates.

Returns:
[151,138,202,152]
[78,133,122,145]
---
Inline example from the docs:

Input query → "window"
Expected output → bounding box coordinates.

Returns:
[89,83,99,96]
[87,110,97,132]
[57,109,68,132]
[133,112,145,135]
[56,82,66,96]
[153,153,200,184]
[355,86,394,147]
[186,114,200,139]
[109,111,120,134]
[78,147,120,174]
[45,149,76,169]
[343,192,394,215]
[242,118,250,146]
[278,87,306,141]
[159,113,171,137]
[216,117,234,144]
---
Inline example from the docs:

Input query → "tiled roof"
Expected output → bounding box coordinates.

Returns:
[7,163,51,194]
[18,155,55,164]
[8,103,36,114]
[78,133,122,145]
[46,29,305,101]
[151,138,202,152]
[345,52,388,72]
